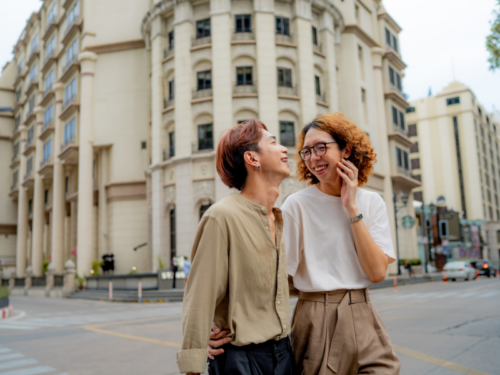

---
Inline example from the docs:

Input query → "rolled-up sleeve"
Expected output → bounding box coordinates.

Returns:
[177,216,228,374]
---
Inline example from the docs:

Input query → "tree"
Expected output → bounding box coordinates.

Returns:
[486,0,500,71]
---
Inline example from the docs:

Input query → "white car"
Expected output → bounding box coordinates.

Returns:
[443,261,477,281]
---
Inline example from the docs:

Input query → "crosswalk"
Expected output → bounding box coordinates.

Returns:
[0,346,68,375]
[0,305,182,331]
[371,289,500,301]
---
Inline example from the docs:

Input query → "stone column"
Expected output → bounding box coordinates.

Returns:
[98,148,109,259]
[372,47,397,274]
[319,11,339,111]
[150,14,169,272]
[211,0,233,201]
[31,106,45,276]
[16,126,29,277]
[254,0,279,135]
[76,51,97,276]
[50,82,65,273]
[294,0,316,126]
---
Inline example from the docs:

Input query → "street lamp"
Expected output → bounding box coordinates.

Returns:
[393,192,408,275]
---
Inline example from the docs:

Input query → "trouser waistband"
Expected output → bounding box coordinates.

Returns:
[224,336,291,353]
[299,288,370,304]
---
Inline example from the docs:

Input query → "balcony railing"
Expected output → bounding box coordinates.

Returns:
[232,32,254,41]
[44,83,53,94]
[397,166,411,177]
[313,43,323,53]
[11,180,18,191]
[44,49,55,64]
[163,147,175,161]
[24,139,34,150]
[316,92,326,103]
[389,83,403,95]
[192,36,211,47]
[61,136,75,150]
[163,47,174,59]
[192,88,212,100]
[164,98,174,109]
[11,152,19,162]
[233,84,257,95]
[40,156,52,167]
[62,96,76,110]
[277,85,298,96]
[393,125,409,137]
[64,54,77,70]
[275,33,294,44]
[42,119,54,131]
[24,170,33,180]
[192,140,213,154]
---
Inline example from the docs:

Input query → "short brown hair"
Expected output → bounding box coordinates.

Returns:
[297,112,376,186]
[216,119,267,190]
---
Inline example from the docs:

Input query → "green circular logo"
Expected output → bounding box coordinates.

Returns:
[402,215,415,228]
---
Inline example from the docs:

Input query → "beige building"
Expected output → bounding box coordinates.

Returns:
[0,0,420,280]
[407,82,500,262]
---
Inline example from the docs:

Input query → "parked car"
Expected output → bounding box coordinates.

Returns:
[474,260,498,278]
[443,261,477,281]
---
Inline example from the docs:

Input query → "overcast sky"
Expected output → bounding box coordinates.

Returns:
[1,0,498,112]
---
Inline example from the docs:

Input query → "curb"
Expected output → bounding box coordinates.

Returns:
[0,305,13,319]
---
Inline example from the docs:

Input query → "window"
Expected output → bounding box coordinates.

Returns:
[170,208,176,257]
[235,15,251,33]
[47,2,57,25]
[27,157,33,177]
[392,106,398,125]
[411,158,420,169]
[64,78,77,104]
[312,26,318,45]
[478,106,482,118]
[315,76,321,95]
[66,38,78,66]
[44,189,49,205]
[277,68,292,87]
[16,88,22,102]
[168,31,174,50]
[44,103,54,126]
[30,33,39,54]
[169,131,175,157]
[13,170,19,188]
[408,124,417,137]
[200,204,212,220]
[412,175,421,182]
[389,66,395,85]
[403,150,409,169]
[358,46,364,79]
[13,142,19,159]
[236,67,253,85]
[46,36,56,59]
[406,107,415,113]
[168,79,174,100]
[280,121,295,147]
[197,70,212,90]
[392,35,398,53]
[396,73,402,91]
[396,147,402,167]
[67,1,79,28]
[399,111,405,130]
[446,97,460,105]
[15,115,20,129]
[414,191,423,202]
[63,118,76,144]
[485,174,490,186]
[385,28,391,45]
[27,126,34,145]
[17,58,24,75]
[198,123,213,150]
[45,69,55,92]
[196,19,211,38]
[355,4,360,21]
[276,17,290,35]
[43,139,52,161]
[65,176,69,194]
[486,116,490,126]
[29,63,37,83]
[410,142,419,153]
[28,94,36,113]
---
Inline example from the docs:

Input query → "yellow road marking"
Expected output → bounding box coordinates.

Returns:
[384,312,500,320]
[81,326,182,348]
[393,344,490,375]
[83,315,181,329]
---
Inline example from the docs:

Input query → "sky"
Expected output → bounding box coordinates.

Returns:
[1,0,499,112]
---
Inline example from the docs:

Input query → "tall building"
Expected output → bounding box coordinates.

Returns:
[407,82,500,262]
[1,0,419,279]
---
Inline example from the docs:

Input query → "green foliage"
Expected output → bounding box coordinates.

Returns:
[92,260,104,276]
[43,260,49,275]
[158,256,165,270]
[0,286,11,300]
[399,258,422,266]
[75,274,85,287]
[486,1,500,70]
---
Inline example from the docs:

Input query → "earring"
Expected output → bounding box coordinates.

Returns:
[255,165,260,171]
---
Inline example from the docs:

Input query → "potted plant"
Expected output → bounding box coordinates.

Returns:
[0,286,10,309]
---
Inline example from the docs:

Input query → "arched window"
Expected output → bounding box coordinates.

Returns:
[200,204,212,220]
[170,208,176,258]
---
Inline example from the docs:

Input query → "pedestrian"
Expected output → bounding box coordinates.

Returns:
[404,260,414,277]
[183,256,191,287]
[177,119,294,375]
[209,113,400,374]
[171,258,178,289]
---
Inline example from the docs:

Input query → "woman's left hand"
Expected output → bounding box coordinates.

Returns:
[337,159,359,217]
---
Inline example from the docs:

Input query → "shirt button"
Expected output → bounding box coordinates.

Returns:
[283,324,287,329]
[277,300,281,305]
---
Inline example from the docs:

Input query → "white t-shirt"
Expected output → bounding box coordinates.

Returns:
[281,185,396,292]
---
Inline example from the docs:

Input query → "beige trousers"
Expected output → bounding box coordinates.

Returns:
[290,289,400,375]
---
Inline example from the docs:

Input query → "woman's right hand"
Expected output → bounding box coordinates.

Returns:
[208,323,232,359]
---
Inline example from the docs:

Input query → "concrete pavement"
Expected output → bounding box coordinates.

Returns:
[0,277,499,374]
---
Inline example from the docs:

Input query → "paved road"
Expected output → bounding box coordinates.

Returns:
[0,277,499,375]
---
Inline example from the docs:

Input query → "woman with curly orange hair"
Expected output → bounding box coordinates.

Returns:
[281,112,401,374]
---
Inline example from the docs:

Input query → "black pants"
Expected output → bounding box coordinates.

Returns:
[208,336,295,375]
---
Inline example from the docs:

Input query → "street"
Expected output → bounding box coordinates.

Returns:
[0,278,499,375]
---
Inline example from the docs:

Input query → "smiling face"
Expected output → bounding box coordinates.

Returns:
[255,129,291,179]
[302,127,349,185]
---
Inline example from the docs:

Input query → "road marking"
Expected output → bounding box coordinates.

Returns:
[80,326,182,348]
[0,349,12,354]
[478,291,499,298]
[0,359,38,370]
[392,344,490,375]
[0,354,24,362]
[456,292,478,298]
[383,313,500,321]
[432,292,457,298]
[394,293,421,299]
[414,292,440,299]
[0,366,56,375]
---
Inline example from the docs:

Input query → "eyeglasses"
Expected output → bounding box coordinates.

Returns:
[299,142,336,161]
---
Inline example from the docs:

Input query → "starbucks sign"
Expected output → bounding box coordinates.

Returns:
[402,215,415,228]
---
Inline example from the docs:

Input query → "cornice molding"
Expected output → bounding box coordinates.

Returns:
[378,13,402,33]
[84,39,146,54]
[343,24,379,48]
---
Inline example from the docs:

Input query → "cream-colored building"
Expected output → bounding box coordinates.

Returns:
[407,82,500,262]
[1,0,420,280]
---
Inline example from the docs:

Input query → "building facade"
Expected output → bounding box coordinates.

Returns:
[1,0,420,280]
[407,82,500,263]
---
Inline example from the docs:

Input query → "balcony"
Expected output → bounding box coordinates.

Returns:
[43,20,59,42]
[163,147,175,161]
[316,92,327,104]
[163,98,174,110]
[39,157,54,179]
[39,120,55,140]
[275,33,294,46]
[391,170,421,190]
[388,125,413,148]
[192,88,212,101]
[23,140,35,157]
[42,51,57,75]
[191,36,211,49]
[313,43,323,55]
[14,68,27,87]
[9,180,19,199]
[62,18,82,46]
[22,171,35,190]
[27,49,40,67]
[231,32,255,43]
[277,85,298,98]
[60,97,79,120]
[10,153,20,169]
[40,88,55,107]
[60,57,80,83]
[163,48,174,61]
[233,84,257,97]
[26,79,39,98]
[59,136,79,165]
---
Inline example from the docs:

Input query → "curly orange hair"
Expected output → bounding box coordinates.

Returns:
[297,112,376,186]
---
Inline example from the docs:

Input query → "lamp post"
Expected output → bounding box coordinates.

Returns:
[393,192,409,275]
